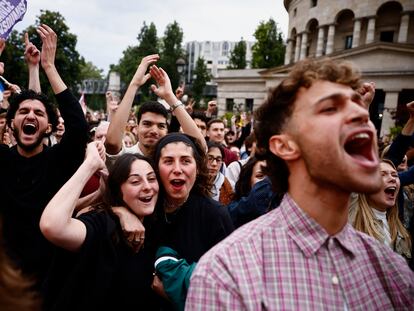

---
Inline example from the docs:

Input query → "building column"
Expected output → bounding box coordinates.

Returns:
[284,38,293,65]
[299,32,308,60]
[366,16,376,44]
[352,18,362,48]
[398,12,410,43]
[316,26,325,57]
[294,33,302,62]
[326,24,335,55]
[380,90,400,137]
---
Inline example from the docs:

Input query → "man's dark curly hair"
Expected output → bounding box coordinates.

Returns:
[6,90,58,132]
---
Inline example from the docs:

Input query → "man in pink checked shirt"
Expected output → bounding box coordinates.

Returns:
[185,58,414,310]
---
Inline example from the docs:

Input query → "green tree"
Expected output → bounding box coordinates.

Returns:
[228,39,246,69]
[115,22,159,101]
[137,22,159,56]
[79,58,103,79]
[192,57,211,103]
[24,10,84,97]
[252,18,285,69]
[159,21,184,91]
[2,30,26,89]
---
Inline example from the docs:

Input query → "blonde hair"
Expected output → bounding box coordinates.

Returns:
[353,160,411,252]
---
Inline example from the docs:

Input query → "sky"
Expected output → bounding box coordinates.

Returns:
[13,0,289,74]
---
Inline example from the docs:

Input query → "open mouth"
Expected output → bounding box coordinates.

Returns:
[344,132,375,163]
[139,195,153,203]
[22,123,37,135]
[170,179,185,187]
[384,186,397,196]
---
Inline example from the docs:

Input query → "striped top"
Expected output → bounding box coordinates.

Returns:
[186,194,414,310]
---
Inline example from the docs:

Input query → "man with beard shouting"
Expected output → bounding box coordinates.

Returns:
[0,24,88,291]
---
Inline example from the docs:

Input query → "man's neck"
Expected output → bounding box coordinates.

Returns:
[17,144,44,158]
[136,142,149,157]
[289,173,350,236]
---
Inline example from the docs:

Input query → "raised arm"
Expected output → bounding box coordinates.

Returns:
[40,142,106,252]
[358,82,375,110]
[149,65,207,151]
[24,33,41,92]
[105,54,159,155]
[36,24,66,94]
[386,101,414,166]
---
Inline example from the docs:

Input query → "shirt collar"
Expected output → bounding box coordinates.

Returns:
[282,194,357,257]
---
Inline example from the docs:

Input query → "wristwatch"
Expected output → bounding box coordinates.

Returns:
[170,101,184,112]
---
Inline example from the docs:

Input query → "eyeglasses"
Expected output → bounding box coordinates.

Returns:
[207,155,223,164]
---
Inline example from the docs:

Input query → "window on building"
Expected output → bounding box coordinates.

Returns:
[345,35,353,49]
[222,41,229,56]
[226,98,234,112]
[380,31,394,42]
[293,8,297,17]
[246,98,254,112]
[311,0,317,7]
[207,60,213,64]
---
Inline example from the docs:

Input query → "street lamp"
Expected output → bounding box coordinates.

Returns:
[176,58,186,84]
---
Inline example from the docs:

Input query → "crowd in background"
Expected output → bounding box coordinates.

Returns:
[0,24,412,311]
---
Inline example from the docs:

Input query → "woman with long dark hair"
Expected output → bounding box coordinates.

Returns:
[40,142,160,310]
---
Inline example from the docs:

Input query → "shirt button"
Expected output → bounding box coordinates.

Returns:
[332,275,339,285]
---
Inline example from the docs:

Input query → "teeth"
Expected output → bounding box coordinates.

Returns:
[350,133,369,141]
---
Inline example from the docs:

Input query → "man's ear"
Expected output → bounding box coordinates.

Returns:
[10,121,14,130]
[268,134,300,161]
[45,124,52,134]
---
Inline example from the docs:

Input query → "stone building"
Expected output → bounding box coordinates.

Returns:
[215,0,414,136]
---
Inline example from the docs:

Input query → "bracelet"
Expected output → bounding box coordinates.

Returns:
[170,101,184,112]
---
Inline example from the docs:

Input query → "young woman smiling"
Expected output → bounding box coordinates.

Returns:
[40,142,160,310]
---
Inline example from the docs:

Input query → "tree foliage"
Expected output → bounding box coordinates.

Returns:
[114,22,160,102]
[28,10,83,96]
[252,18,285,69]
[2,10,88,99]
[80,59,103,79]
[115,22,159,87]
[159,21,185,91]
[2,30,26,89]
[192,57,211,103]
[114,20,185,101]
[228,39,246,69]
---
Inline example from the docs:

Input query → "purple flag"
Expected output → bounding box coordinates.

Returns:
[0,0,27,39]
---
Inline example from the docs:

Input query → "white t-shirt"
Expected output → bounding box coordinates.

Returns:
[105,142,144,168]
[372,208,392,247]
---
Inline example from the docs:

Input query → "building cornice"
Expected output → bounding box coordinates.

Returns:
[260,42,414,75]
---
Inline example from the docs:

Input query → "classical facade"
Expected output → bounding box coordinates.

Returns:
[215,0,414,136]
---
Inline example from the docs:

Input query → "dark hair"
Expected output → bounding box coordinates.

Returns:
[6,90,58,132]
[244,132,256,155]
[254,58,362,194]
[105,153,156,207]
[234,157,264,201]
[191,111,207,124]
[207,118,225,130]
[207,141,224,158]
[152,133,212,199]
[136,101,169,124]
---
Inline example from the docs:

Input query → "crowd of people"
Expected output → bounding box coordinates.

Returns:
[0,24,412,310]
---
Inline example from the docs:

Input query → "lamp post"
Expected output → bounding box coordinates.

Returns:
[176,57,186,85]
